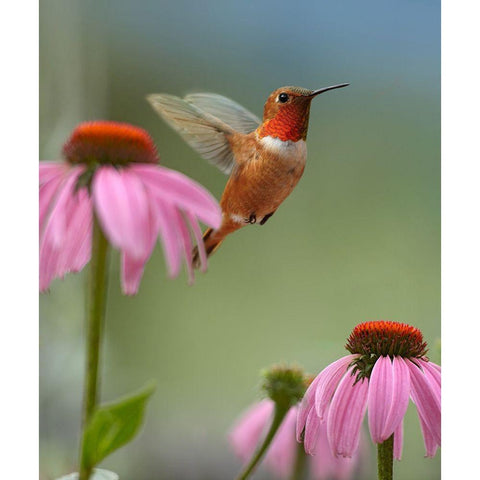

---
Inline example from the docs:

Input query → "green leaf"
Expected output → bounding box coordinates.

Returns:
[81,382,156,469]
[56,469,119,480]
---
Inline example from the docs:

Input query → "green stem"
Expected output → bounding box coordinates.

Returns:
[79,216,110,480]
[234,403,289,480]
[377,435,394,480]
[290,440,307,480]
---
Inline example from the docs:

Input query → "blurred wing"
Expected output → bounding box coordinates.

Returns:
[185,93,261,134]
[147,93,239,174]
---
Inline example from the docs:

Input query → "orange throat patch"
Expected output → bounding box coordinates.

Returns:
[257,105,310,142]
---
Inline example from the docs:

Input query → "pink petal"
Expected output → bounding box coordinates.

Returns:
[39,167,85,290]
[40,172,66,234]
[229,399,274,463]
[304,406,322,455]
[121,251,148,296]
[265,406,298,478]
[419,359,441,390]
[39,232,60,291]
[131,164,221,228]
[120,197,163,294]
[93,167,151,259]
[406,359,441,446]
[315,355,359,421]
[47,166,84,247]
[310,421,358,480]
[39,161,67,185]
[367,356,410,444]
[296,373,322,442]
[175,210,194,284]
[327,368,368,458]
[57,188,92,276]
[417,412,439,457]
[185,211,208,273]
[153,201,183,278]
[429,362,441,373]
[393,419,404,460]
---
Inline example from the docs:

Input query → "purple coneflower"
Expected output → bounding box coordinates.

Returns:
[230,399,361,480]
[40,121,221,294]
[296,321,440,478]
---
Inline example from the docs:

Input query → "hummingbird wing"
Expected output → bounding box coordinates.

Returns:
[185,93,261,134]
[147,93,259,175]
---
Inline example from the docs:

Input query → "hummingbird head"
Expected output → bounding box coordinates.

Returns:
[257,84,349,142]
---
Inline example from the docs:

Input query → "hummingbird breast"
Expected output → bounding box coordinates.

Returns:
[220,132,307,224]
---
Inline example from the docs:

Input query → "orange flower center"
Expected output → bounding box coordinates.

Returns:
[345,321,428,359]
[63,121,159,166]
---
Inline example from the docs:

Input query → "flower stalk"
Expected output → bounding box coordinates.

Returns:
[79,215,110,480]
[290,440,307,480]
[234,403,289,480]
[377,435,394,480]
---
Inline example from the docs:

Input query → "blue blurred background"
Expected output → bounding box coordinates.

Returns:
[40,0,440,478]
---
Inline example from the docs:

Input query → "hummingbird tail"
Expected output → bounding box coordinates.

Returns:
[192,219,242,269]
[192,227,224,270]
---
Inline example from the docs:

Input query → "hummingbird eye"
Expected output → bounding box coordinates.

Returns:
[278,93,289,103]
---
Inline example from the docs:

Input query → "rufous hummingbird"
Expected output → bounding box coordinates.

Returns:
[147,83,349,267]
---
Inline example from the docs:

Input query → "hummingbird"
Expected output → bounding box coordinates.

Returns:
[147,83,349,267]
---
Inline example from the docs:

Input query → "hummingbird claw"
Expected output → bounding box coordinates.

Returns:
[246,213,257,224]
[260,211,275,225]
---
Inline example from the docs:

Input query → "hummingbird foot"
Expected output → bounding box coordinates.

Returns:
[260,211,275,225]
[245,213,257,224]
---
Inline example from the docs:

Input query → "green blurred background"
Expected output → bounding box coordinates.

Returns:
[40,0,440,479]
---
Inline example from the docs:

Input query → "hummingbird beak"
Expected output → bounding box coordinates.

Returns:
[309,83,350,97]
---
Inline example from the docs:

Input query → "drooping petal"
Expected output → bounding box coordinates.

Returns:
[419,359,441,391]
[153,201,183,278]
[39,169,68,233]
[417,411,439,457]
[39,230,60,291]
[429,362,441,373]
[39,166,86,290]
[367,356,392,444]
[327,368,368,458]
[39,161,67,185]
[406,359,441,446]
[46,166,84,247]
[265,406,298,478]
[315,355,359,421]
[67,191,93,272]
[131,164,221,228]
[393,419,404,460]
[92,166,151,259]
[120,196,162,295]
[175,210,194,284]
[185,211,208,273]
[368,356,410,444]
[57,188,92,276]
[121,252,148,296]
[304,406,322,455]
[310,421,358,480]
[229,399,274,463]
[296,372,322,442]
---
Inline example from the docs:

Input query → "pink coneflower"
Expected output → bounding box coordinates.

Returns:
[40,121,221,294]
[230,399,361,480]
[296,321,440,461]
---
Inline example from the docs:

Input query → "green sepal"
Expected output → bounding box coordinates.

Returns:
[80,382,156,470]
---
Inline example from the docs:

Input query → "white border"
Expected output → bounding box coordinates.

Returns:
[1,2,39,478]
[3,0,478,478]
[442,0,480,478]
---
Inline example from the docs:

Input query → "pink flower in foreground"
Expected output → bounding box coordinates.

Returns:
[40,121,221,294]
[229,399,361,480]
[297,321,441,460]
